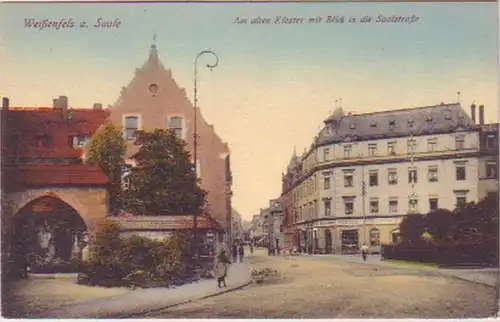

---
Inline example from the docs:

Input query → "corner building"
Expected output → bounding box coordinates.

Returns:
[283,102,493,254]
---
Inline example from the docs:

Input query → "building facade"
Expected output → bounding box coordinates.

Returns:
[107,44,233,240]
[1,96,109,274]
[282,102,496,254]
[268,198,284,251]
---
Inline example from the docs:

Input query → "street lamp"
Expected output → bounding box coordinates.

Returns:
[192,50,219,258]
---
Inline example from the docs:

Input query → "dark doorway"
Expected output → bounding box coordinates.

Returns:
[325,229,332,254]
[341,229,359,254]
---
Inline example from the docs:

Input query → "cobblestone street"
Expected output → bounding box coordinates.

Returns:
[142,249,498,318]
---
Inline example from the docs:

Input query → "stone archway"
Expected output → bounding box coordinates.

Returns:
[11,195,88,274]
[324,229,332,254]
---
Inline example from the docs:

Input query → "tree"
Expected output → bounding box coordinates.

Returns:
[85,119,127,215]
[123,129,207,216]
[426,208,454,242]
[399,214,427,244]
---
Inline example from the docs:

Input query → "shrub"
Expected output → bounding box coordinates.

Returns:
[79,220,197,288]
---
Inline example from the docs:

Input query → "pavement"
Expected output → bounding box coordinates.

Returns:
[34,260,252,318]
[295,253,499,287]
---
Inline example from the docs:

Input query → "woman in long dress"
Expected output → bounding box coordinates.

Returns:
[214,250,231,288]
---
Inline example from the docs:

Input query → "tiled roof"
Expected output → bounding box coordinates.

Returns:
[5,164,108,187]
[111,214,223,231]
[2,107,109,159]
[317,103,479,146]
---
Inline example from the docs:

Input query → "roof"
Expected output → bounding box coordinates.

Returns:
[111,214,223,231]
[481,123,499,133]
[2,107,109,159]
[317,103,479,146]
[4,164,109,187]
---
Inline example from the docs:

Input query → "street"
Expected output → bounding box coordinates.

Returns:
[141,249,498,318]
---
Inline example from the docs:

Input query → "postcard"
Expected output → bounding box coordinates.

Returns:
[0,0,498,319]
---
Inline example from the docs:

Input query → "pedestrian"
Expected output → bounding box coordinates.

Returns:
[361,243,369,261]
[232,243,238,263]
[249,243,254,255]
[238,244,245,262]
[214,249,231,288]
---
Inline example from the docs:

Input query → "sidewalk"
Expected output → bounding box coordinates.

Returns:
[296,253,498,288]
[35,261,251,318]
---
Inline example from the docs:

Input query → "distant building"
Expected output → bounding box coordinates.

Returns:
[107,44,233,243]
[268,198,284,251]
[231,209,244,241]
[282,102,497,254]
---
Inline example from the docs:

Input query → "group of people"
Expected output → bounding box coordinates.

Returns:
[214,242,253,288]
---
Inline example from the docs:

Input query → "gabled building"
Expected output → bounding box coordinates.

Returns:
[107,44,233,242]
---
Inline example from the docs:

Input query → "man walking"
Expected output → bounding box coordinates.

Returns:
[361,243,369,261]
[232,243,238,263]
[238,244,245,263]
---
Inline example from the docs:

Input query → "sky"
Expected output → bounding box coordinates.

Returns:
[0,2,498,221]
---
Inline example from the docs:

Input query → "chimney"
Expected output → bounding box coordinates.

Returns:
[58,96,69,120]
[2,97,9,110]
[470,103,476,123]
[479,105,485,125]
[93,103,103,110]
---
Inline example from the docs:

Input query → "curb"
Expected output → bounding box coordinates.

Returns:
[120,278,254,318]
[315,255,498,288]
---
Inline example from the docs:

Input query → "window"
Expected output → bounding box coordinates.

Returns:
[456,196,467,207]
[323,175,331,190]
[323,199,331,216]
[343,198,354,215]
[486,134,497,149]
[408,198,418,212]
[168,116,183,139]
[389,199,398,213]
[369,198,379,214]
[388,169,398,185]
[122,165,132,190]
[408,168,418,184]
[70,135,90,148]
[387,141,396,155]
[370,228,380,247]
[428,166,439,182]
[323,148,330,161]
[344,172,354,187]
[124,116,139,140]
[429,198,439,211]
[368,144,377,157]
[486,161,497,178]
[343,145,352,158]
[407,138,417,152]
[427,138,437,152]
[456,163,466,181]
[369,170,378,187]
[455,135,465,150]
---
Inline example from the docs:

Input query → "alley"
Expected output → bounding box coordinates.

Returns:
[142,249,498,319]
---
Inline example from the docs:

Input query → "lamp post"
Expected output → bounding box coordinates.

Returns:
[192,50,219,258]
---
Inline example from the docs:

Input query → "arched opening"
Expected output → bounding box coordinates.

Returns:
[391,229,401,244]
[369,228,381,247]
[11,195,88,274]
[324,229,332,254]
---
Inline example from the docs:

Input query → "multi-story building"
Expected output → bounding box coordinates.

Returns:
[282,102,494,254]
[475,104,499,199]
[108,44,233,242]
[268,198,284,251]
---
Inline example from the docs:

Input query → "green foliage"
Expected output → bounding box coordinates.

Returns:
[123,129,207,216]
[399,214,427,244]
[85,119,127,214]
[426,209,454,242]
[79,220,196,288]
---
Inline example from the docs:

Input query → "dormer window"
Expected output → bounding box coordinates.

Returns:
[370,122,377,128]
[408,119,414,128]
[426,116,433,122]
[350,124,356,130]
[389,120,396,128]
